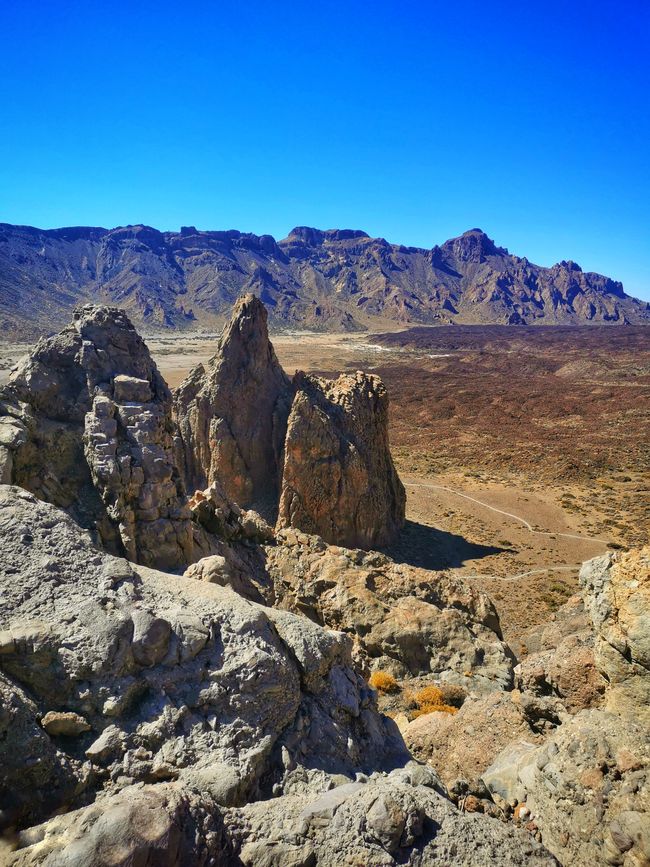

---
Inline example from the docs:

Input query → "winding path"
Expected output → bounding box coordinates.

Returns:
[404,480,610,546]
[403,479,611,583]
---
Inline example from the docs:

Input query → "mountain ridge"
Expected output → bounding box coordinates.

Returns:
[1,221,647,338]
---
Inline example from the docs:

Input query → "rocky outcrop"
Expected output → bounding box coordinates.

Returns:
[262,528,513,690]
[515,594,607,712]
[0,485,402,831]
[477,548,650,867]
[402,690,565,796]
[221,769,557,866]
[482,709,649,867]
[581,547,650,725]
[0,305,193,570]
[175,295,406,547]
[277,371,406,548]
[174,293,291,514]
[0,485,558,866]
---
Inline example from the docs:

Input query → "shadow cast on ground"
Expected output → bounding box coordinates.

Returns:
[383,519,509,570]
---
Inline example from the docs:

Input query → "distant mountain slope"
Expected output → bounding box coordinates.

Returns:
[0,222,647,338]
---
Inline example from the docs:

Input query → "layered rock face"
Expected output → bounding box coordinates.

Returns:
[175,294,406,547]
[0,486,556,867]
[0,305,193,570]
[174,294,291,514]
[277,371,406,548]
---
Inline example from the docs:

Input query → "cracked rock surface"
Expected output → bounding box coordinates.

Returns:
[0,305,193,570]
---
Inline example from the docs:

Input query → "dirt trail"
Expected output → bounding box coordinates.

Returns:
[404,480,610,546]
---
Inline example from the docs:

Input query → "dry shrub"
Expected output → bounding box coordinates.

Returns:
[413,686,444,706]
[411,704,458,718]
[409,684,458,718]
[369,671,399,694]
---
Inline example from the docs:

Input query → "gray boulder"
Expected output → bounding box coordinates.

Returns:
[0,305,193,570]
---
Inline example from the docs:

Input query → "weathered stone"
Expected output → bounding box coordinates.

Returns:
[113,374,153,403]
[174,295,405,549]
[277,370,405,548]
[262,530,513,690]
[403,690,564,793]
[130,609,171,667]
[515,594,606,713]
[580,547,650,725]
[0,305,193,570]
[40,710,91,737]
[174,293,291,514]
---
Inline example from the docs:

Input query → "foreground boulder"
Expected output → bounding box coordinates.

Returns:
[277,371,406,548]
[0,485,401,831]
[0,305,193,570]
[0,485,556,865]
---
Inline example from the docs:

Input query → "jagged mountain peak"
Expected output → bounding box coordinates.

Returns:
[0,221,647,338]
[440,228,506,262]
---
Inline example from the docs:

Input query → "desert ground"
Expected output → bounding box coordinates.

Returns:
[2,325,647,647]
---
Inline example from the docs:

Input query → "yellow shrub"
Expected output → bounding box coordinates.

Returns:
[411,703,458,718]
[409,684,458,717]
[369,671,399,693]
[412,686,444,707]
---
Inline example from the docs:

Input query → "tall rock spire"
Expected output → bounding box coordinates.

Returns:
[173,293,292,515]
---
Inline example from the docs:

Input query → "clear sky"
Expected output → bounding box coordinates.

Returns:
[1,1,649,299]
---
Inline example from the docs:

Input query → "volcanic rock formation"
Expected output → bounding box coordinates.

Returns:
[0,486,556,866]
[400,548,650,867]
[174,294,406,547]
[174,293,291,513]
[1,295,647,866]
[277,371,406,548]
[0,305,193,570]
[259,528,511,688]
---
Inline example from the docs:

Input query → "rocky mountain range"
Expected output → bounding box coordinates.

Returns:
[1,222,648,339]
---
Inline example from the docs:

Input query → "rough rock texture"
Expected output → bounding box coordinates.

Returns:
[0,485,557,866]
[175,295,405,548]
[402,690,565,794]
[2,221,648,340]
[479,549,650,867]
[277,371,406,548]
[581,548,650,726]
[515,594,607,712]
[223,769,557,866]
[263,528,513,690]
[483,711,649,867]
[0,485,401,830]
[0,305,193,570]
[173,294,291,514]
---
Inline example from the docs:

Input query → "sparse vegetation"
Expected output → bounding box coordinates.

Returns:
[408,685,458,717]
[369,670,400,694]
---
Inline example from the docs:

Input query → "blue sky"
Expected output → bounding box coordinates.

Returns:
[1,1,649,299]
